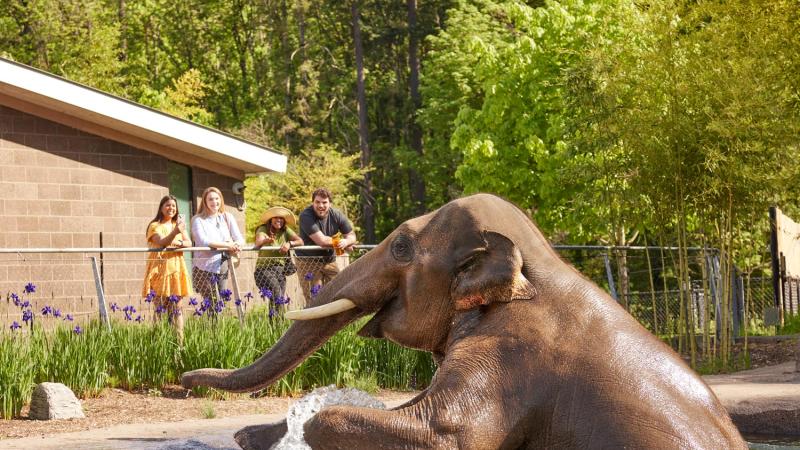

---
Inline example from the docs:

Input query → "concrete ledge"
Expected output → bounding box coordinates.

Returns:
[705,362,800,436]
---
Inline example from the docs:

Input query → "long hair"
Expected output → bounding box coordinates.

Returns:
[147,195,179,234]
[196,187,226,218]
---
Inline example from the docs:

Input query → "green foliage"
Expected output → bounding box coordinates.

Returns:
[779,314,800,335]
[201,400,216,419]
[244,145,365,239]
[0,330,42,419]
[0,0,125,94]
[0,308,434,418]
[138,69,215,126]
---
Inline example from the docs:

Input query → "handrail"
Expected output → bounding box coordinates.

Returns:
[0,245,379,254]
[0,244,712,253]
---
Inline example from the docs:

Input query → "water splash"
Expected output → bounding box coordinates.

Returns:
[274,386,386,449]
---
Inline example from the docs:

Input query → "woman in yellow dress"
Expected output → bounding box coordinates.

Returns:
[142,195,192,339]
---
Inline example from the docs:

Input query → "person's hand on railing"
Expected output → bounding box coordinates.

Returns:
[226,241,242,256]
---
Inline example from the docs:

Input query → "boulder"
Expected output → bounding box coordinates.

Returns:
[28,382,85,420]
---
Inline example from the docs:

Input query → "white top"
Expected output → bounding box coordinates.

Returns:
[191,212,244,273]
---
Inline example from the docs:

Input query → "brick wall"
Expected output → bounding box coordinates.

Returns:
[0,104,251,325]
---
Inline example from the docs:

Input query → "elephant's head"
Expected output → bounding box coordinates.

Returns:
[181,193,563,392]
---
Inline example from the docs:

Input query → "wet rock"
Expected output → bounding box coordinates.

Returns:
[28,382,85,420]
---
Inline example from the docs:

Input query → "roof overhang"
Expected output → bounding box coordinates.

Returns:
[0,58,286,179]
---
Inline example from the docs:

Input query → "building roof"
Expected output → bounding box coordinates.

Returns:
[0,57,286,179]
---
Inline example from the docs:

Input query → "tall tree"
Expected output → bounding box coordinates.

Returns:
[406,0,426,215]
[351,1,375,243]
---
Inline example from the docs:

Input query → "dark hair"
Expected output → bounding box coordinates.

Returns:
[311,188,332,202]
[147,195,179,234]
[268,216,288,233]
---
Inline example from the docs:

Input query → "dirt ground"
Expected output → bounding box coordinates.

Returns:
[0,337,795,441]
[0,386,415,440]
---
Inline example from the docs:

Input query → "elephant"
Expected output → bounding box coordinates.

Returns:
[182,193,747,449]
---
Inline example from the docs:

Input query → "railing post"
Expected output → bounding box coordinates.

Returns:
[89,256,111,331]
[603,252,618,302]
[228,258,245,325]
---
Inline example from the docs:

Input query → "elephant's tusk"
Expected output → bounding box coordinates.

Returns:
[285,299,357,320]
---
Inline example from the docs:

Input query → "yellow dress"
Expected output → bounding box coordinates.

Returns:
[141,221,192,298]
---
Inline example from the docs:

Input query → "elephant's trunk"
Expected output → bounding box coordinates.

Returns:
[181,308,362,393]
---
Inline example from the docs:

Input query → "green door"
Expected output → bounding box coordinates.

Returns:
[167,161,193,268]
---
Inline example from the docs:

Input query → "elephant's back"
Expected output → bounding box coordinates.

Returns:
[511,292,746,449]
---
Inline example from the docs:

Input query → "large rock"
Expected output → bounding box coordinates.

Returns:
[28,382,85,420]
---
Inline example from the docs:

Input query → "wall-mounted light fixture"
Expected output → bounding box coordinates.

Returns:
[232,182,246,211]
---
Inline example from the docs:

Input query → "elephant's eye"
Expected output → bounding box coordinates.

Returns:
[391,235,414,262]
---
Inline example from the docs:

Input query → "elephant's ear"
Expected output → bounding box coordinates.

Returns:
[451,231,536,311]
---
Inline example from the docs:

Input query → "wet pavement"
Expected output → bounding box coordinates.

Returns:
[0,413,282,450]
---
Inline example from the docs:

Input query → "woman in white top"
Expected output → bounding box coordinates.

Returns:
[191,187,244,302]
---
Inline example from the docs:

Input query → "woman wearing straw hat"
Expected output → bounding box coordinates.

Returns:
[254,206,303,309]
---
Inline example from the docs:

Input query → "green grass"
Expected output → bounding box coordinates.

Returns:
[0,308,434,419]
[201,400,216,419]
[779,314,800,335]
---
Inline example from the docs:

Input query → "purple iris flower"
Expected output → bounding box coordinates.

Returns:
[73,325,82,335]
[188,297,198,306]
[22,310,33,323]
[52,309,61,318]
[310,284,322,297]
[145,289,156,303]
[220,289,232,301]
[24,283,36,294]
[304,272,314,281]
[135,315,143,323]
[193,308,203,317]
[234,299,242,306]
[64,314,73,321]
[214,301,224,313]
[268,308,276,318]
[10,321,21,331]
[210,274,219,285]
[259,287,272,300]
[41,305,52,316]
[20,300,30,309]
[274,296,289,306]
[168,294,180,304]
[155,304,166,314]
[10,293,20,307]
[244,292,253,300]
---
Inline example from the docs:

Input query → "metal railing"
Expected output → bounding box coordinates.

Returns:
[0,245,375,330]
[0,244,777,339]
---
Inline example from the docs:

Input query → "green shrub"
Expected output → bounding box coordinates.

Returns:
[0,308,435,418]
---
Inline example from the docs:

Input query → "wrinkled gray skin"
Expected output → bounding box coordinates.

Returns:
[182,194,746,449]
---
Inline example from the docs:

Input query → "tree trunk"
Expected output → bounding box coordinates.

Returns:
[407,0,426,215]
[352,2,375,244]
[118,0,127,62]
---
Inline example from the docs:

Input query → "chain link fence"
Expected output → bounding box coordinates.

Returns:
[0,245,777,340]
[554,246,776,338]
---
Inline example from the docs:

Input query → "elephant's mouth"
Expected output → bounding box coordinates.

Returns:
[354,292,399,339]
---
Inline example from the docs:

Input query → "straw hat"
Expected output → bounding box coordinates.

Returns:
[260,206,297,227]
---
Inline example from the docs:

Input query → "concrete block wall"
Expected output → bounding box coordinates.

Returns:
[0,105,251,324]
